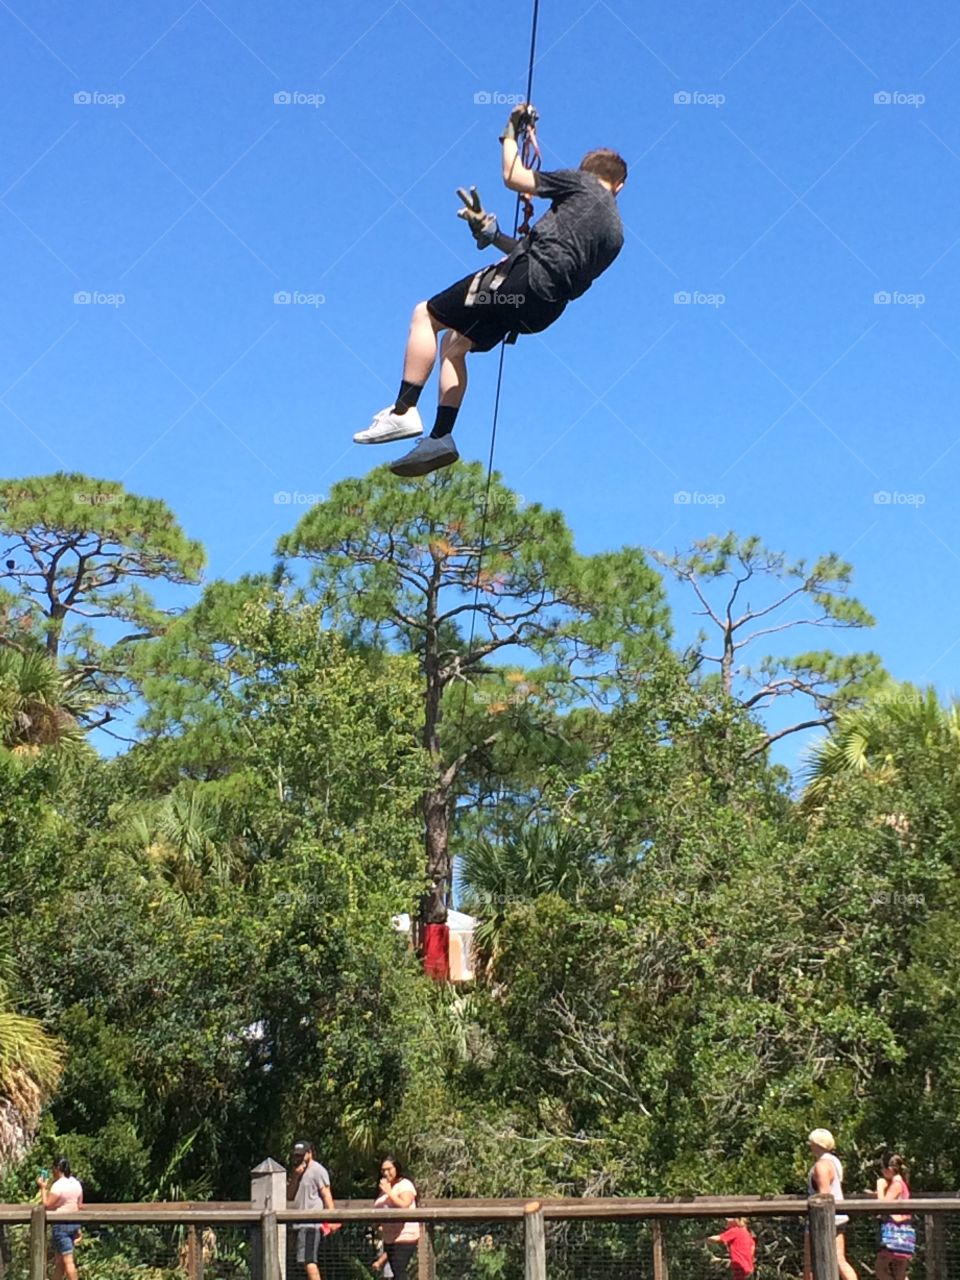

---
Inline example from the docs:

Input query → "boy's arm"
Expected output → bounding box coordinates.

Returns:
[493,229,521,253]
[501,106,538,195]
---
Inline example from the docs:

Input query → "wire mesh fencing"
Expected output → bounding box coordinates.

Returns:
[427,1217,524,1280]
[0,1222,30,1280]
[542,1208,960,1280]
[5,1200,960,1280]
[545,1218,654,1280]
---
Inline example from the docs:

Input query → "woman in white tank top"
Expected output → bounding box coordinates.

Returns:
[803,1129,858,1280]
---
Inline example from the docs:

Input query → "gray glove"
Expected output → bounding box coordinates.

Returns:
[457,186,499,249]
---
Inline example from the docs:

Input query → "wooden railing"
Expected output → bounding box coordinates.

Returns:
[6,1193,960,1280]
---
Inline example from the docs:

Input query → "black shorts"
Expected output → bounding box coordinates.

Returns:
[427,254,566,353]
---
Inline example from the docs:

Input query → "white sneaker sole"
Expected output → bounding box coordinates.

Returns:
[353,419,423,445]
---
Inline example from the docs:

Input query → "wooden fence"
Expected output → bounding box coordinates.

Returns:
[6,1187,960,1280]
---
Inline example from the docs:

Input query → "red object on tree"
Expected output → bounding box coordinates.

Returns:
[422,923,450,981]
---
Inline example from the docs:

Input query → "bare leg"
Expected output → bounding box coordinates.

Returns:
[803,1231,812,1280]
[875,1252,894,1280]
[61,1253,78,1280]
[836,1232,858,1280]
[438,330,474,409]
[402,302,443,388]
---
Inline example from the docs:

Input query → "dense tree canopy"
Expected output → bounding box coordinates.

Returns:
[1,466,958,1229]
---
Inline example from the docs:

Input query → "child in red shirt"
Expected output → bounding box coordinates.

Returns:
[707,1217,756,1280]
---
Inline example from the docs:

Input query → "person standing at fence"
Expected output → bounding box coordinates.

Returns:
[866,1154,914,1280]
[706,1217,756,1280]
[289,1140,340,1280]
[371,1157,419,1280]
[37,1158,84,1280]
[804,1129,858,1280]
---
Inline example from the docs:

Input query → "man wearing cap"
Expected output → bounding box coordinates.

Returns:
[804,1129,858,1280]
[289,1141,339,1280]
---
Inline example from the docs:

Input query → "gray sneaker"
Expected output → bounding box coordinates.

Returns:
[389,436,460,477]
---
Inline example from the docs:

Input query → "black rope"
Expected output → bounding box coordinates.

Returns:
[462,0,541,672]
[443,0,541,913]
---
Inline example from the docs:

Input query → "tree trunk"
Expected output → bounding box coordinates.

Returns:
[420,785,450,926]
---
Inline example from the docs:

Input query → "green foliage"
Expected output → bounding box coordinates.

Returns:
[0,472,204,725]
[3,468,960,1220]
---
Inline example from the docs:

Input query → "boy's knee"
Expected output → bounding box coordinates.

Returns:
[442,330,473,359]
[412,300,432,325]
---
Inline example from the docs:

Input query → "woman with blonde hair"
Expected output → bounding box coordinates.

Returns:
[803,1129,858,1280]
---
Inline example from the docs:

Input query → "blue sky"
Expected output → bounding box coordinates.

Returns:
[4,0,960,774]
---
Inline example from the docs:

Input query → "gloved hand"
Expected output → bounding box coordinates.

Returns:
[457,186,499,249]
[500,102,538,142]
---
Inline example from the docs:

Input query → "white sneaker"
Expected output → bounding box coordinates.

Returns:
[353,405,424,445]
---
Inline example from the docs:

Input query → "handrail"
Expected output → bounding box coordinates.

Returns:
[0,1194,956,1225]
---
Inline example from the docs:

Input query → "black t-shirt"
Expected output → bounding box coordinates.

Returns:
[525,168,624,303]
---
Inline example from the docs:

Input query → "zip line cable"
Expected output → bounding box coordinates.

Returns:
[459,0,541,713]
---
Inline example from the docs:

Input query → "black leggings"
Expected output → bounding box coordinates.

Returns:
[385,1243,417,1280]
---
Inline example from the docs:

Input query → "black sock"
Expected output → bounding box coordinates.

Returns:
[394,381,423,414]
[431,406,459,439]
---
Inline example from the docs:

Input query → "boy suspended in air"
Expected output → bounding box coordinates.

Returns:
[353,104,627,477]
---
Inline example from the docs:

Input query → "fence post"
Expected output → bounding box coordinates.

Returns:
[29,1206,46,1280]
[808,1195,839,1280]
[251,1158,288,1280]
[925,1213,946,1280]
[262,1211,280,1280]
[186,1225,201,1280]
[651,1220,669,1280]
[524,1202,546,1280]
[417,1223,436,1280]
